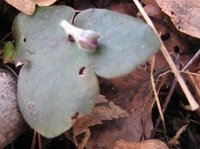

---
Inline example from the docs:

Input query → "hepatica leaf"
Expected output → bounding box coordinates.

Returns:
[13,6,99,138]
[74,9,160,78]
[13,6,160,138]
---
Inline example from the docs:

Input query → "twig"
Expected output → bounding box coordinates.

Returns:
[181,49,200,71]
[31,131,37,149]
[182,71,200,77]
[151,79,177,138]
[151,49,200,137]
[38,134,42,149]
[150,56,166,131]
[3,64,18,78]
[132,0,199,110]
[168,123,189,145]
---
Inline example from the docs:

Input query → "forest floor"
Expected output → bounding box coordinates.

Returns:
[0,0,200,149]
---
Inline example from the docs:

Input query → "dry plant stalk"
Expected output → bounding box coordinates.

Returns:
[150,56,166,130]
[132,0,199,110]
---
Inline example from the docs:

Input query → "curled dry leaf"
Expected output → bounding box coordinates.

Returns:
[5,0,57,15]
[156,0,200,39]
[73,95,129,136]
[114,139,169,149]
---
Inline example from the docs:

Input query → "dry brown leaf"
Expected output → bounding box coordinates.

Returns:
[5,0,57,15]
[141,0,190,73]
[5,0,35,15]
[156,0,200,39]
[141,0,163,19]
[73,95,129,136]
[85,68,154,149]
[114,139,169,149]
[153,21,190,73]
[108,3,138,16]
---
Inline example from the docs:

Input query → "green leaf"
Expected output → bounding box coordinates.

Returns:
[13,6,99,138]
[13,6,160,138]
[74,9,160,78]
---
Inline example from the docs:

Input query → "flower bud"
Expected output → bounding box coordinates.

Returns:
[60,20,100,52]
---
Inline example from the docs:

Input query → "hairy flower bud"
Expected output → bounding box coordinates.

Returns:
[60,20,100,52]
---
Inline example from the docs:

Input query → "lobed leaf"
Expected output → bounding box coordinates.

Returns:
[13,6,160,138]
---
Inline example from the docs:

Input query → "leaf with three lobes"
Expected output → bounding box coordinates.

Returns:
[13,5,160,138]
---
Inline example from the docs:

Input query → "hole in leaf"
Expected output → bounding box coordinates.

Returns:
[79,66,86,77]
[174,46,180,53]
[68,34,75,42]
[171,11,174,15]
[161,33,170,41]
[177,25,182,30]
[71,112,79,120]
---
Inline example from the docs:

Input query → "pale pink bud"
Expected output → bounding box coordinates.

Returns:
[60,20,100,52]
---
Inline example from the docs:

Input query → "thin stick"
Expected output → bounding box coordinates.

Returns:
[38,134,42,149]
[168,123,188,145]
[132,0,199,110]
[182,71,200,77]
[150,56,166,131]
[151,79,177,138]
[151,49,200,137]
[181,49,200,71]
[31,131,37,149]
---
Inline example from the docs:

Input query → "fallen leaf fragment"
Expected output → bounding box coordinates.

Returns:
[73,95,129,149]
[85,68,154,149]
[4,0,57,15]
[114,139,169,149]
[156,0,200,39]
[73,95,129,136]
[141,0,163,19]
[5,0,35,15]
[108,3,138,16]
